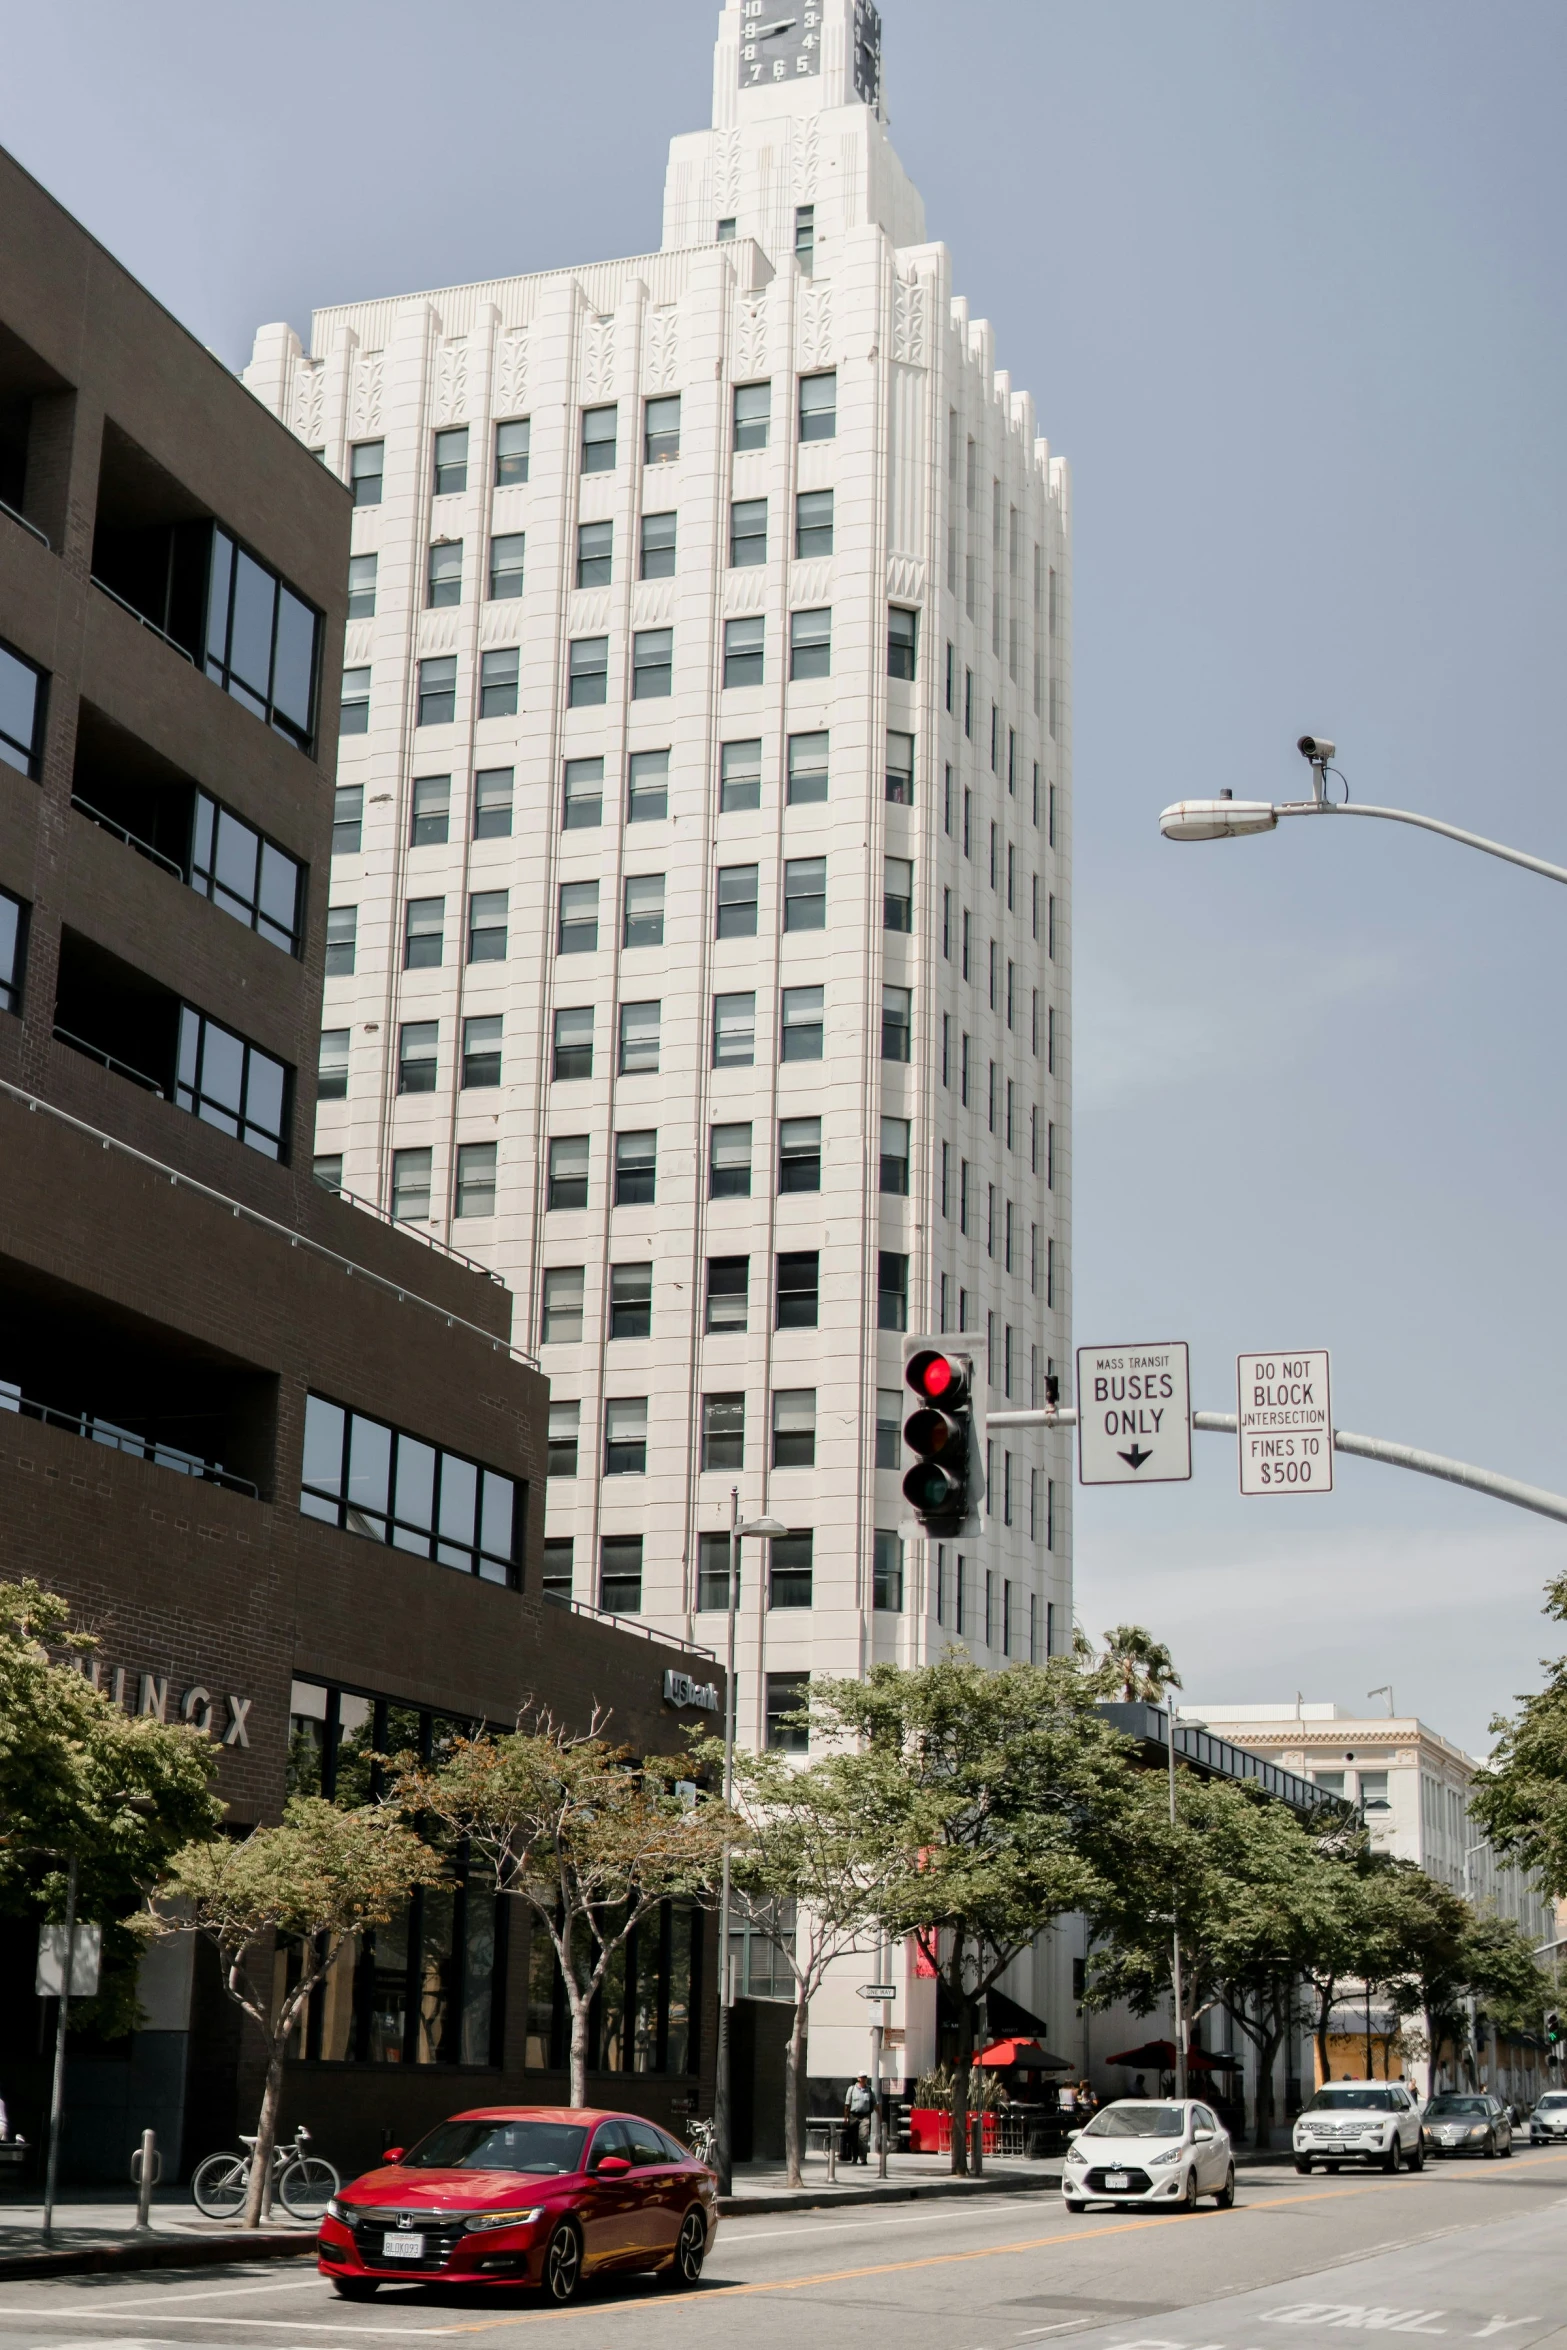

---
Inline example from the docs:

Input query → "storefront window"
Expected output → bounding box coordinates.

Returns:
[523,1898,700,2078]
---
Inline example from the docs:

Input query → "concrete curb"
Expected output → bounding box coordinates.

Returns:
[719,2170,1062,2215]
[0,2230,316,2281]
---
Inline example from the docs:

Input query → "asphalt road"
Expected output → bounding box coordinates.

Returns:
[2,2150,1566,2350]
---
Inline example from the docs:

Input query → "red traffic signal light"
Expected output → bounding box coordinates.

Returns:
[903,1350,976,1532]
[906,1349,971,1409]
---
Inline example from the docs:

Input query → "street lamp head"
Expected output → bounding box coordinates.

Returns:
[1159,796,1279,843]
[738,1514,788,1538]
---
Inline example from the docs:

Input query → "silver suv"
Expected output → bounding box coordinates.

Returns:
[1293,2082,1425,2174]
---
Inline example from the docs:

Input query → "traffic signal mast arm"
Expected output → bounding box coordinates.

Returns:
[984,1406,1567,1526]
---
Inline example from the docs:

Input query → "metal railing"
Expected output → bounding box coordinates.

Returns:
[90,575,196,665]
[0,1383,257,1498]
[70,795,185,880]
[543,1590,717,1662]
[313,1172,505,1285]
[0,494,49,550]
[53,1025,165,1097]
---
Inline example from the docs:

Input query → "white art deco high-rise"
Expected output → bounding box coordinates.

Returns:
[245,0,1074,1775]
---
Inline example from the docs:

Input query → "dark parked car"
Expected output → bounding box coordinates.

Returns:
[317,2107,718,2304]
[1422,2092,1513,2158]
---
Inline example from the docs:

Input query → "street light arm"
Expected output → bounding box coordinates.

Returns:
[1276,800,1567,888]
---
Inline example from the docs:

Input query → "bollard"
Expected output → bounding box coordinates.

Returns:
[132,2129,159,2232]
[826,2126,837,2183]
[970,2111,984,2177]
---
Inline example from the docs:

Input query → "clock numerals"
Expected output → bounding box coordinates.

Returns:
[738,1,822,85]
[852,0,882,105]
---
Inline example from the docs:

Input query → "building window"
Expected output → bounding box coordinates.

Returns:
[332,785,363,855]
[397,1020,438,1094]
[640,510,676,578]
[433,427,468,496]
[964,668,973,736]
[474,766,513,838]
[410,775,450,848]
[772,1389,815,1468]
[541,1265,585,1344]
[482,531,524,602]
[766,1671,810,1752]
[879,1116,909,1196]
[631,628,672,698]
[627,748,668,822]
[710,1121,751,1196]
[696,1532,734,1612]
[716,215,737,242]
[551,1006,593,1080]
[781,985,823,1061]
[984,1570,996,1650]
[349,440,383,506]
[569,636,609,706]
[723,615,764,688]
[618,1000,661,1074]
[542,1537,573,1595]
[734,381,771,451]
[799,371,836,441]
[881,984,911,1062]
[563,757,603,830]
[172,1004,290,1160]
[599,1535,643,1614]
[713,990,756,1067]
[783,856,826,931]
[644,394,681,465]
[874,1530,904,1612]
[404,896,444,968]
[721,738,762,811]
[201,529,321,751]
[776,1251,819,1330]
[339,668,369,736]
[884,856,913,932]
[189,793,302,952]
[885,730,914,806]
[318,1027,349,1100]
[787,731,828,803]
[346,552,377,619]
[794,203,815,274]
[495,417,530,486]
[480,647,517,717]
[454,1141,497,1219]
[769,1531,813,1609]
[547,1401,579,1478]
[730,497,767,566]
[577,520,613,587]
[779,1115,821,1192]
[300,1394,519,1586]
[417,656,456,726]
[604,1398,648,1476]
[702,1393,745,1473]
[548,1134,589,1210]
[557,882,598,954]
[390,1147,432,1222]
[795,488,833,557]
[887,606,918,681]
[705,1255,749,1333]
[1002,1575,1014,1651]
[325,904,356,978]
[717,864,759,939]
[877,1251,908,1333]
[789,607,831,680]
[622,873,665,948]
[427,539,462,609]
[609,1262,653,1339]
[614,1128,657,1205]
[581,405,617,473]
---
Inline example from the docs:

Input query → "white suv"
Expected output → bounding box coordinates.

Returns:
[1293,2082,1425,2174]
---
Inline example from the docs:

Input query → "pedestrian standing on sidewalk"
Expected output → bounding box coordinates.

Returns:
[843,2073,874,2165]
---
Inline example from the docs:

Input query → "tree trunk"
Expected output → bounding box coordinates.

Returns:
[243,2044,286,2229]
[567,1990,591,2108]
[784,1989,809,2189]
[949,1976,974,2177]
[1314,1980,1334,2092]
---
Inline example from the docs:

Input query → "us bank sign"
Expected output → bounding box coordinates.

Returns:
[662,1668,720,1714]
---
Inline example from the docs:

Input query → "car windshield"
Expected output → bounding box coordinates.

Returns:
[1303,2089,1395,2112]
[1426,2097,1487,2116]
[1536,2095,1567,2109]
[398,2120,588,2174]
[1081,2104,1185,2139]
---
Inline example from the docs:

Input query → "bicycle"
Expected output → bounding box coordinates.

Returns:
[191,2125,339,2222]
[685,2116,716,2166]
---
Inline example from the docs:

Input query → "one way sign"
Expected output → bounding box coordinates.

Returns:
[1076,1342,1192,1486]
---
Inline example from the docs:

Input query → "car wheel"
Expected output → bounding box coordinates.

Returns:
[1180,2167,1198,2212]
[1499,2135,1513,2159]
[1295,2158,1312,2175]
[1214,2165,1236,2210]
[1409,2137,1425,2172]
[543,2221,583,2305]
[330,2280,379,2302]
[662,2209,706,2288]
[1383,2136,1403,2175]
[1064,2198,1086,2214]
[1484,2132,1497,2159]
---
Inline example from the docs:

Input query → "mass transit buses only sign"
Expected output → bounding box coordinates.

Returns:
[1237,1349,1333,1495]
[1076,1342,1192,1486]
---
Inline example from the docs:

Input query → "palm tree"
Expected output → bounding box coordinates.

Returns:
[1100,1624,1182,1705]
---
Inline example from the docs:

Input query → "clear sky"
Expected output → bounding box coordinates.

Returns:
[8,0,1564,1753]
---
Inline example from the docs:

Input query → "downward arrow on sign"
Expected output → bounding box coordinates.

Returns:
[1118,1444,1154,1470]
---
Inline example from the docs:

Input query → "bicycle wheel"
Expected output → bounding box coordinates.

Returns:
[280,2155,339,2221]
[191,2152,249,2221]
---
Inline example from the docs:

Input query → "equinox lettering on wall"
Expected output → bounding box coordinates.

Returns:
[69,1656,253,1744]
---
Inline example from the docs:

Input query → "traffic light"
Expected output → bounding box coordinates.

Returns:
[902,1347,982,1535]
[1547,2009,1561,2047]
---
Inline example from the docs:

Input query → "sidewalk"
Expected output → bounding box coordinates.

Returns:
[0,2188,313,2279]
[721,2150,1063,2213]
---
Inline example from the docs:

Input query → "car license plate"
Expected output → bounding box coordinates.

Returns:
[1105,2172,1130,2192]
[382,2234,425,2259]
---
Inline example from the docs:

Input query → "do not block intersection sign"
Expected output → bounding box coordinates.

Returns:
[1237,1349,1333,1495]
[1076,1342,1192,1485]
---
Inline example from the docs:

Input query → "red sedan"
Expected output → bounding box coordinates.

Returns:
[317,2106,718,2304]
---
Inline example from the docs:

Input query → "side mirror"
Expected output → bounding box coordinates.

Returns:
[1065,2127,1082,2143]
[382,2147,405,2164]
[595,2153,632,2177]
[1193,2127,1214,2142]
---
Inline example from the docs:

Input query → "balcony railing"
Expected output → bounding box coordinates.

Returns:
[313,1170,505,1286]
[53,1024,165,1096]
[0,494,49,550]
[0,1382,257,1497]
[90,574,196,665]
[543,1589,717,1662]
[71,794,184,880]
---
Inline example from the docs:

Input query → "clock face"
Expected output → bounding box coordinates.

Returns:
[737,3,822,86]
[852,0,882,106]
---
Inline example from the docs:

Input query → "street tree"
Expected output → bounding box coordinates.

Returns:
[402,1713,732,2107]
[1096,1625,1182,1707]
[1470,1570,1567,1897]
[159,1797,442,2226]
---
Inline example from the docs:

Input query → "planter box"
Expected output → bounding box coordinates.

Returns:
[909,2106,998,2155]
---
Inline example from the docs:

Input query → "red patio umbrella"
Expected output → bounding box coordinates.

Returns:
[1105,2038,1230,2072]
[974,2037,1073,2070]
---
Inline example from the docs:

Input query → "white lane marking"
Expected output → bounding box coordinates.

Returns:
[27,2281,326,2314]
[1475,2327,1539,2341]
[0,2317,458,2340]
[723,2200,1059,2245]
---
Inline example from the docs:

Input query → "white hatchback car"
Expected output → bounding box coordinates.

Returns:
[1293,2081,1425,2174]
[1062,2099,1235,2213]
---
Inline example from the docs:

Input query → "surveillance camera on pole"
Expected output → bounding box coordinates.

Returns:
[902,1343,984,1536]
